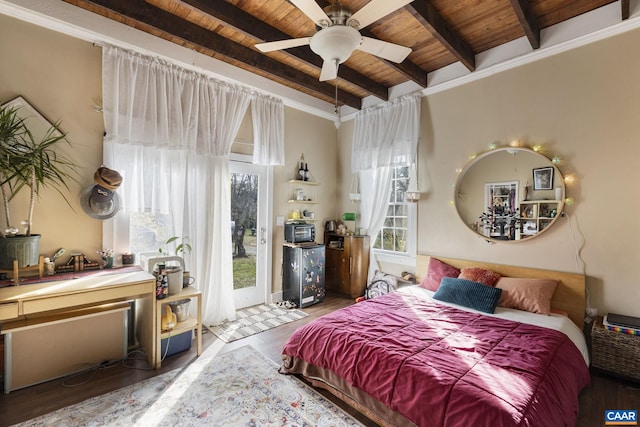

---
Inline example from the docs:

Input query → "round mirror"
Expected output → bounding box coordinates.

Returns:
[454,147,565,242]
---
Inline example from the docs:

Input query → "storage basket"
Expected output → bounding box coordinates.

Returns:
[168,298,191,322]
[591,316,640,382]
[160,330,192,358]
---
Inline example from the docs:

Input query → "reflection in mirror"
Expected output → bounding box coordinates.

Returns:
[455,147,565,242]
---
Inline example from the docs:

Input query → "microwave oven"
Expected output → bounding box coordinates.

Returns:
[284,222,315,243]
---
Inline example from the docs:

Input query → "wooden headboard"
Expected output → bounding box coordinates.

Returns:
[416,254,586,328]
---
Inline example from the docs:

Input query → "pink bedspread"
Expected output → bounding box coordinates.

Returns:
[281,291,590,427]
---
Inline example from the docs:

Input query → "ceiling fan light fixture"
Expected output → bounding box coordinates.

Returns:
[325,1,353,26]
[310,25,361,64]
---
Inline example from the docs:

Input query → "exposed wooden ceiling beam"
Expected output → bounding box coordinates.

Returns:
[406,1,475,71]
[621,0,630,20]
[180,0,390,101]
[83,0,362,109]
[508,0,541,49]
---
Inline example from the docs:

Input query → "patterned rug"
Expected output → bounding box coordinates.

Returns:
[208,303,308,343]
[13,345,363,426]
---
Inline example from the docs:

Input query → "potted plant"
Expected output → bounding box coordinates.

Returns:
[164,235,192,257]
[0,99,79,269]
[161,236,193,287]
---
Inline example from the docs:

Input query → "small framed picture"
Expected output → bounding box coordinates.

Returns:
[533,167,554,190]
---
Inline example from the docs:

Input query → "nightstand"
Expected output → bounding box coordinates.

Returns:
[591,316,640,382]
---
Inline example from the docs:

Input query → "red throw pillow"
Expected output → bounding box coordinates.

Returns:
[420,258,460,291]
[458,267,500,286]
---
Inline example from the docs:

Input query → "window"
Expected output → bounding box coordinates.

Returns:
[372,165,416,258]
[128,212,172,255]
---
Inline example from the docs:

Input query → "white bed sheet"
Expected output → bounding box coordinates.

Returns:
[397,286,590,365]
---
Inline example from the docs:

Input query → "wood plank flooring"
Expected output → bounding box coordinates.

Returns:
[0,293,638,427]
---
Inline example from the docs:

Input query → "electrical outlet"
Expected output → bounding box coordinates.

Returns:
[586,307,597,318]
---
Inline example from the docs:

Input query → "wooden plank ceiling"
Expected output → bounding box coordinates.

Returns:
[63,0,624,111]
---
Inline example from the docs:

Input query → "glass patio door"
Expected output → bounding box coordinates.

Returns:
[230,156,271,309]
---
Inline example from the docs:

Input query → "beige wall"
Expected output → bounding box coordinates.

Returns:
[271,107,338,293]
[339,27,640,317]
[424,28,640,317]
[336,119,357,215]
[0,15,104,260]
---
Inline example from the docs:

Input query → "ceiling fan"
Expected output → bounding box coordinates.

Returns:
[255,0,414,82]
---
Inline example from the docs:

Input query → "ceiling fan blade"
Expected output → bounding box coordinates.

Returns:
[358,36,412,63]
[348,0,414,29]
[290,0,330,26]
[255,37,311,52]
[319,60,338,81]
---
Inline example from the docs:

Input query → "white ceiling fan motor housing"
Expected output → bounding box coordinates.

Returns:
[310,25,362,64]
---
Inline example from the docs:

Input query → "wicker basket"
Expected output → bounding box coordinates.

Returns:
[591,316,640,382]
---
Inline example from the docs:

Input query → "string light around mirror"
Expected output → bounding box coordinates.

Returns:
[450,140,577,208]
[452,143,574,242]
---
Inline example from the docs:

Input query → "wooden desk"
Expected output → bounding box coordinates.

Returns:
[0,271,157,370]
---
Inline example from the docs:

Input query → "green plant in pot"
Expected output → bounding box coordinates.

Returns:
[0,100,79,269]
[166,235,192,257]
[160,236,193,287]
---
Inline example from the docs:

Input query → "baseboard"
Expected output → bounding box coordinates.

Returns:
[270,291,283,303]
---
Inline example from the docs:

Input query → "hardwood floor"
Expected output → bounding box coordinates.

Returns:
[0,293,638,427]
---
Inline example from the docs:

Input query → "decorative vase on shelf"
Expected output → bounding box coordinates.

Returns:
[555,187,562,201]
[102,256,114,269]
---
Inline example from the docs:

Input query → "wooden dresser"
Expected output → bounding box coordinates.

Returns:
[325,233,370,299]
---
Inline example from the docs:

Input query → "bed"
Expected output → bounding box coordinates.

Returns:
[279,255,590,427]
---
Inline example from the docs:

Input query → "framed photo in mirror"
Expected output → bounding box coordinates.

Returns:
[533,167,554,190]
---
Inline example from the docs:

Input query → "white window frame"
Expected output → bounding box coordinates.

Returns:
[371,165,417,267]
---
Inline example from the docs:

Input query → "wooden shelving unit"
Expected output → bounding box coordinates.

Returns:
[287,179,320,222]
[154,286,202,368]
[519,200,561,237]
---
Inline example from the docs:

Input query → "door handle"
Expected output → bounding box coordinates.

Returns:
[260,227,267,244]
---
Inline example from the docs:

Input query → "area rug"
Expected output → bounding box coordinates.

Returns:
[13,345,363,426]
[208,303,308,343]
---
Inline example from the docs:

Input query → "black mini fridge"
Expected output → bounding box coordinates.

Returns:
[282,243,325,308]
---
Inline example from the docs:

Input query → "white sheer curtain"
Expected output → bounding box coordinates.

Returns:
[358,166,393,277]
[102,45,283,325]
[351,94,421,281]
[251,96,284,165]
